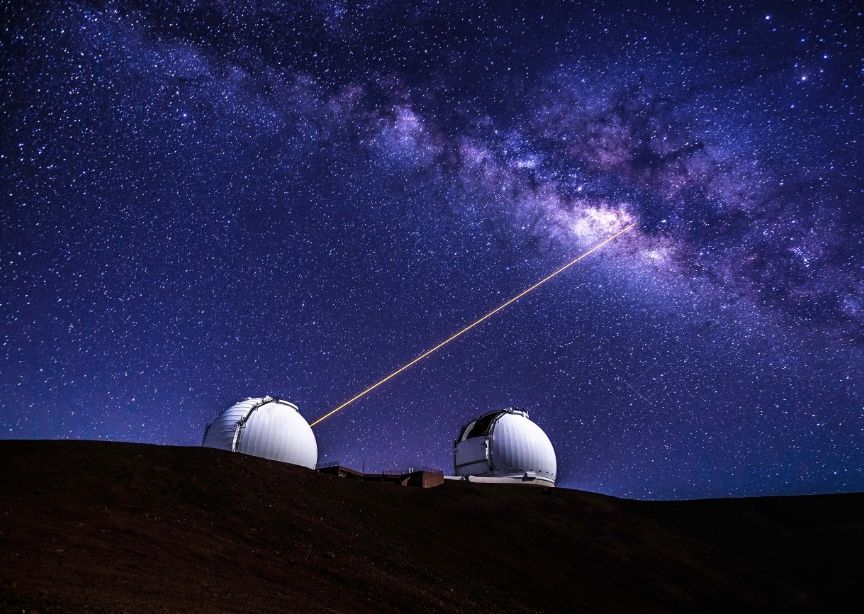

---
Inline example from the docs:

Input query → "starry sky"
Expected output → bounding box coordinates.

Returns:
[1,1,862,498]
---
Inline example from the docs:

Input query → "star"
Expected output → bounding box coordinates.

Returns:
[0,0,861,499]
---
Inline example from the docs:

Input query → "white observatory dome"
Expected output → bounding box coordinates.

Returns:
[454,408,556,484]
[202,396,317,469]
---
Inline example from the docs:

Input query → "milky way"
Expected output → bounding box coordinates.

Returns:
[1,2,862,498]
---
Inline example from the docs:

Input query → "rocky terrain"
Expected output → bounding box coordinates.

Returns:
[1,440,861,612]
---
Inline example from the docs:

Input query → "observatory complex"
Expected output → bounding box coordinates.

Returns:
[198,230,629,485]
[202,396,318,469]
[201,398,556,487]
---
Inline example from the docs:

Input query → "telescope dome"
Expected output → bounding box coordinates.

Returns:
[202,396,317,469]
[454,408,556,484]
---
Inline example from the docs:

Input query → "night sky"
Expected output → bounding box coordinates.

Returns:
[2,1,862,498]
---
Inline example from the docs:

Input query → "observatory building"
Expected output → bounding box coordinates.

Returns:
[453,408,556,485]
[202,396,318,469]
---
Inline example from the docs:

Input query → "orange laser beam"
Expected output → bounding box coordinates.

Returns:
[309,223,636,427]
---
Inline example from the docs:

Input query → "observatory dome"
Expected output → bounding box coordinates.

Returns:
[454,408,556,484]
[202,396,317,469]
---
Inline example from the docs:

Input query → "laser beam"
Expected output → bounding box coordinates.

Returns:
[309,223,636,427]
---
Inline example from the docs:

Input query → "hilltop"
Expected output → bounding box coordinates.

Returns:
[1,440,861,611]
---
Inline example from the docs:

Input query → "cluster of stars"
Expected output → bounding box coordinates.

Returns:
[0,1,861,499]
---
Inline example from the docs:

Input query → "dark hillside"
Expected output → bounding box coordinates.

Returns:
[1,441,861,612]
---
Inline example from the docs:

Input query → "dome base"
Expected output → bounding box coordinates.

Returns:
[444,474,555,487]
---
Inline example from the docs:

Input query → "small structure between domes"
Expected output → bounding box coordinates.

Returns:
[317,463,444,488]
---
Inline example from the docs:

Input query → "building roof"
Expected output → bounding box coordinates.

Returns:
[455,408,528,443]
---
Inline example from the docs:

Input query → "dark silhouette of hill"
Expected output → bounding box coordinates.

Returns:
[0,440,861,612]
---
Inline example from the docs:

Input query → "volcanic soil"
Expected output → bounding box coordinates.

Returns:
[1,440,862,612]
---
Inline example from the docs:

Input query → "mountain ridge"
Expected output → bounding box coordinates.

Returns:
[1,440,861,612]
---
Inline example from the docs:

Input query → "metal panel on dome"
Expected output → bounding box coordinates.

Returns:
[202,398,256,449]
[489,413,556,483]
[454,436,488,473]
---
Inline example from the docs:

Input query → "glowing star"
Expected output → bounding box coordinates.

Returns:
[310,223,636,427]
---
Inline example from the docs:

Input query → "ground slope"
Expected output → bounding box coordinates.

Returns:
[0,441,861,612]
